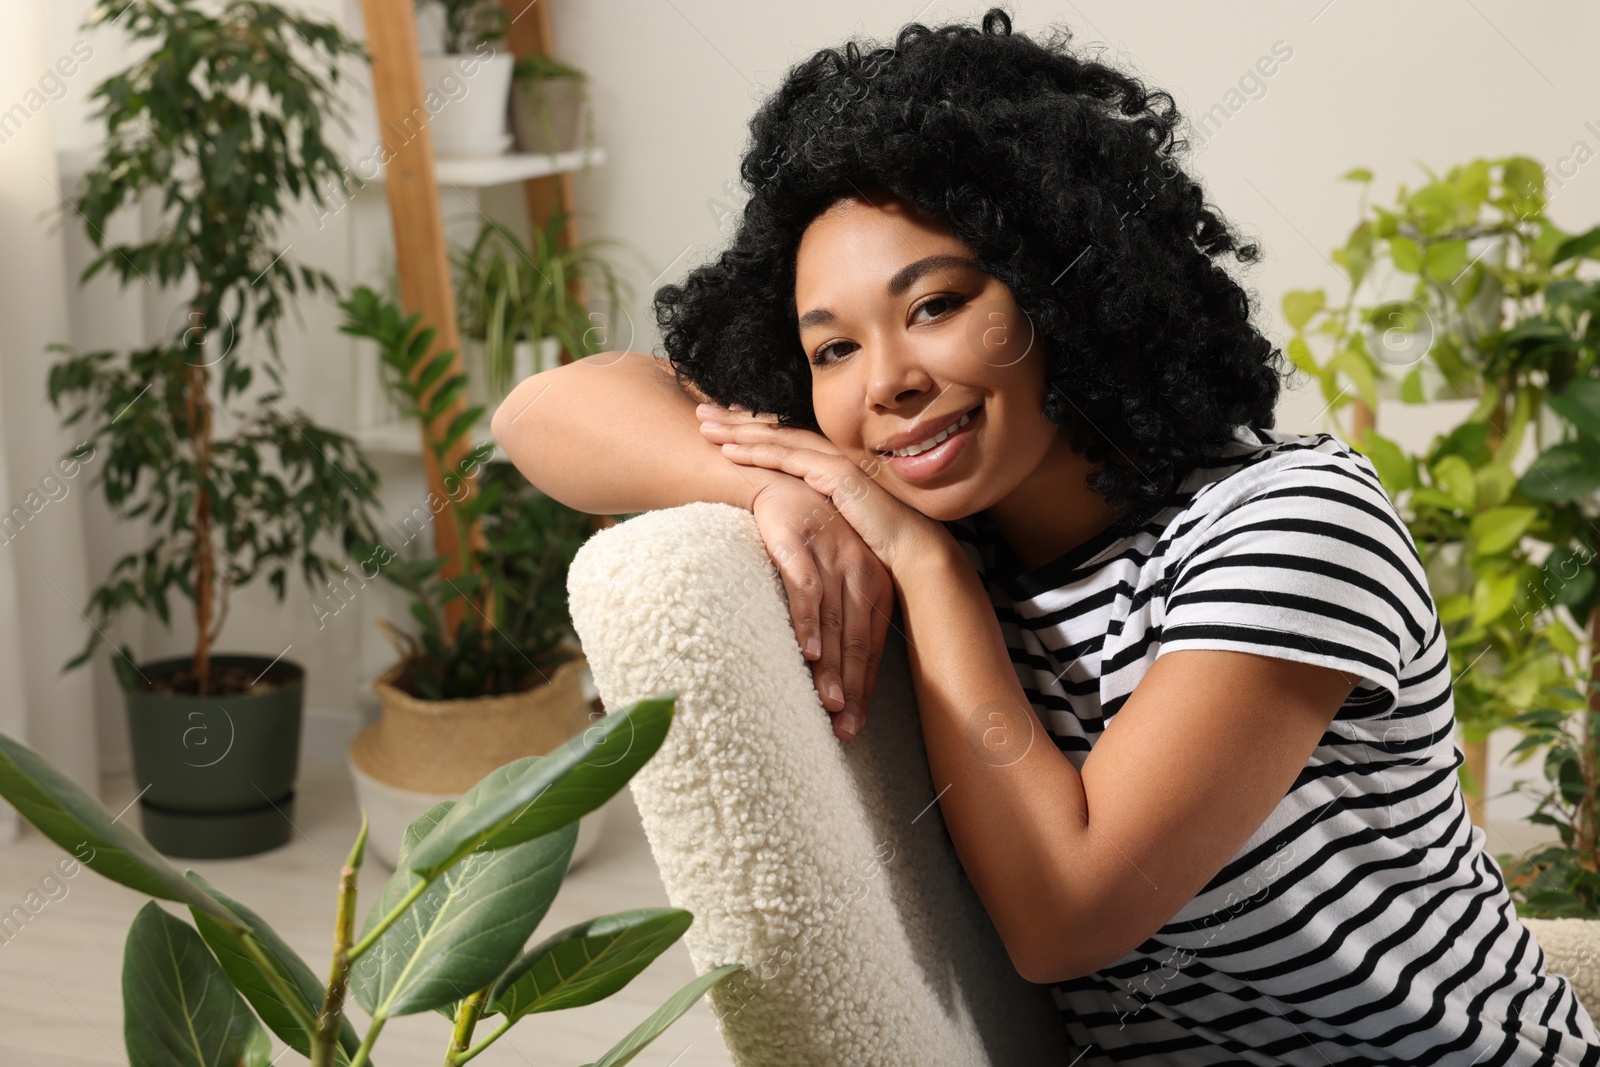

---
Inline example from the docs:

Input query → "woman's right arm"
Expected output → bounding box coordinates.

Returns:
[488,349,785,514]
[490,349,895,742]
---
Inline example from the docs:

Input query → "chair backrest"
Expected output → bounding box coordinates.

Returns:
[566,502,1073,1066]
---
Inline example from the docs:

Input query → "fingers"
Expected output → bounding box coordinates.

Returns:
[771,539,823,664]
[860,579,893,730]
[835,569,875,740]
[815,570,846,717]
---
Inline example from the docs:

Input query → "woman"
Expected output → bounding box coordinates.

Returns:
[492,9,1600,1064]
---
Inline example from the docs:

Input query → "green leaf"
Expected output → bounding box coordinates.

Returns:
[1286,335,1321,379]
[349,805,578,1019]
[1390,236,1423,273]
[487,908,693,1020]
[1341,167,1374,183]
[123,902,267,1067]
[1355,428,1416,494]
[1546,378,1600,439]
[1431,454,1477,510]
[1553,225,1600,265]
[1517,439,1600,502]
[1469,506,1537,557]
[185,871,368,1066]
[0,731,241,926]
[1473,463,1518,510]
[1423,240,1469,283]
[586,964,747,1067]
[1399,364,1426,404]
[404,691,676,880]
[1282,290,1325,331]
[1472,569,1519,625]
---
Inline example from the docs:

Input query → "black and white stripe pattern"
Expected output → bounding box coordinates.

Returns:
[943,425,1600,1066]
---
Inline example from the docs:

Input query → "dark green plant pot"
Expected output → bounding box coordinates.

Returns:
[122,653,305,859]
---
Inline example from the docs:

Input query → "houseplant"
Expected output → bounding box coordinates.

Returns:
[43,0,386,858]
[0,692,746,1066]
[336,285,609,867]
[510,52,594,158]
[415,0,515,156]
[1281,155,1600,915]
[451,211,638,408]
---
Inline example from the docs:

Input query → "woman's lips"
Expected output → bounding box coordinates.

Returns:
[882,404,981,483]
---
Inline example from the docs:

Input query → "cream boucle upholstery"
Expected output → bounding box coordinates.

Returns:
[564,500,1600,1064]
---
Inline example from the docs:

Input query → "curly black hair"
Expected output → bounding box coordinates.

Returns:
[652,7,1293,536]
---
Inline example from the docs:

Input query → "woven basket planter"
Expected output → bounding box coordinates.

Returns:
[348,650,608,868]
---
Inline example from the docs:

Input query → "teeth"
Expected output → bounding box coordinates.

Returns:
[890,410,972,457]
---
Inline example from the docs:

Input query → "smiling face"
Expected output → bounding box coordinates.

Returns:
[794,191,1060,522]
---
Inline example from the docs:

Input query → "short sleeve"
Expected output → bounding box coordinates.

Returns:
[1154,452,1433,714]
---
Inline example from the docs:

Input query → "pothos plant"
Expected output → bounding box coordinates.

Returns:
[45,0,385,696]
[1282,155,1600,915]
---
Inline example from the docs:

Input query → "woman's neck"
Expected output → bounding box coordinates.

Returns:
[981,437,1128,574]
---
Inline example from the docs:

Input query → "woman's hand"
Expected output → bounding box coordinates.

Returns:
[695,403,945,575]
[745,476,893,742]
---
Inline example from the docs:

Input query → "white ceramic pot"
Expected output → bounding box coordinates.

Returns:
[420,51,516,157]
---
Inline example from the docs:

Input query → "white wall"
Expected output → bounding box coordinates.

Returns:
[35,1,1600,831]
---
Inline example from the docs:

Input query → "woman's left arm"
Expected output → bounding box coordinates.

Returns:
[894,535,1358,983]
[697,404,1361,984]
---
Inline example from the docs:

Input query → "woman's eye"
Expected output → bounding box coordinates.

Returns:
[811,340,854,366]
[913,294,965,322]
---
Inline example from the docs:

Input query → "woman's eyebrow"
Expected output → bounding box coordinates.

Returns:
[796,253,980,331]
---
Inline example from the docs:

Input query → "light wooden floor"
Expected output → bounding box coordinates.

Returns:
[0,758,737,1067]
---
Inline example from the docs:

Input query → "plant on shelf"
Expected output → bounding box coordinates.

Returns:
[510,52,595,158]
[0,691,745,1067]
[416,0,504,55]
[1282,155,1600,916]
[414,0,514,157]
[451,211,638,404]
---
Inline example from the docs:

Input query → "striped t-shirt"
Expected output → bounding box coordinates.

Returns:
[942,424,1600,1066]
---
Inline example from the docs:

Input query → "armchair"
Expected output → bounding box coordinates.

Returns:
[564,501,1600,1066]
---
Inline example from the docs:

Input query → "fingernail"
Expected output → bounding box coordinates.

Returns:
[805,634,820,658]
[827,681,844,706]
[840,712,860,736]
[729,403,748,412]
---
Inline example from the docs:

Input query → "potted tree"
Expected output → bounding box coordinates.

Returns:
[44,0,386,859]
[336,285,618,869]
[450,211,638,411]
[1283,156,1600,914]
[415,0,516,156]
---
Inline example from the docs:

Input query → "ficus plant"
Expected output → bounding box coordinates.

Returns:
[1283,155,1600,915]
[0,690,744,1067]
[44,0,386,696]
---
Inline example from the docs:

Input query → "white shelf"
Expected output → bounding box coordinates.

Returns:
[354,417,505,460]
[387,146,606,188]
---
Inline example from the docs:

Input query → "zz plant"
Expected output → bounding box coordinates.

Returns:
[337,285,601,700]
[1283,155,1600,915]
[45,0,385,695]
[0,691,743,1066]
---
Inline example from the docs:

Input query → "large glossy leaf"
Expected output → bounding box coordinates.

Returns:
[123,901,267,1067]
[348,807,578,1019]
[1470,506,1538,557]
[405,691,675,880]
[1518,439,1600,502]
[486,908,693,1020]
[0,731,240,926]
[185,870,369,1066]
[580,964,746,1067]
